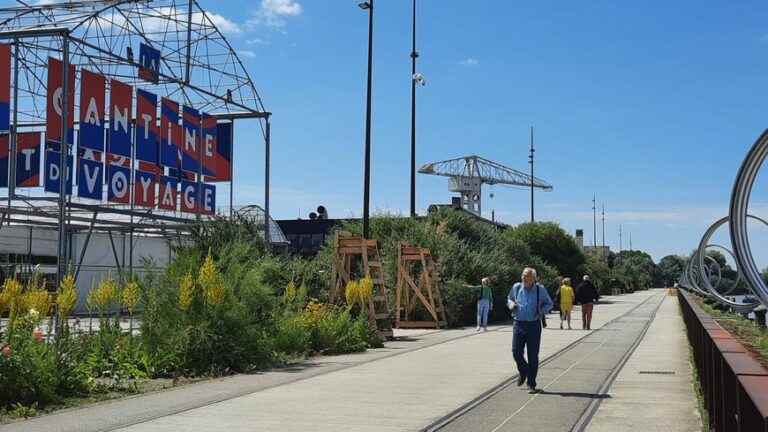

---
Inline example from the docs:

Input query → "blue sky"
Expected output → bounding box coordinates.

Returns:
[12,0,768,263]
[202,0,768,263]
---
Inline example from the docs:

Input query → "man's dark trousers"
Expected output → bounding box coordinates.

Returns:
[512,319,542,388]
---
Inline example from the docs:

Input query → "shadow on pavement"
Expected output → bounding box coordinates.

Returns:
[537,390,611,399]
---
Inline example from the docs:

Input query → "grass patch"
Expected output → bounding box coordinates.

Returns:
[687,344,709,432]
[693,297,768,366]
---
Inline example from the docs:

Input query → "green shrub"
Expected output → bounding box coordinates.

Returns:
[0,314,58,408]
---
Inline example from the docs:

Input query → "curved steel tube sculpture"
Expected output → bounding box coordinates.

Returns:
[729,130,768,309]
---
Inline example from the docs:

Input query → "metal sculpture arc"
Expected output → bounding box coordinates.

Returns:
[680,130,768,313]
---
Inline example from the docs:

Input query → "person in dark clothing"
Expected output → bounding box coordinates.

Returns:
[576,275,599,330]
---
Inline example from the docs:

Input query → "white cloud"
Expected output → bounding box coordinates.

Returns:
[205,11,242,35]
[238,50,256,59]
[247,38,270,45]
[459,58,479,66]
[248,0,303,29]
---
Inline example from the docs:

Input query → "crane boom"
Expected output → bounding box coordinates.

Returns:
[418,155,552,190]
[418,155,553,217]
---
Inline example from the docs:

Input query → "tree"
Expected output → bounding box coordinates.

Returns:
[657,255,685,287]
[582,253,611,295]
[613,251,657,290]
[505,222,586,279]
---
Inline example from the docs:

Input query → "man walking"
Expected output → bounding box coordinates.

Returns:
[507,267,553,393]
[576,275,599,330]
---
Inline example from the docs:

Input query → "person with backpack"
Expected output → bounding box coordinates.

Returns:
[576,275,599,330]
[507,267,553,393]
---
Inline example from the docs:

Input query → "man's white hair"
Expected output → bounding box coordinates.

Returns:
[583,275,590,281]
[522,267,537,280]
[481,277,491,285]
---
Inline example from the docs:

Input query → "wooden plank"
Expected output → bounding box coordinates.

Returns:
[374,313,390,319]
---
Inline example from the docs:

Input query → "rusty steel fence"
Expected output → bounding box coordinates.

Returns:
[679,289,768,432]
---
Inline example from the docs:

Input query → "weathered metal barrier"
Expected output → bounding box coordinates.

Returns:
[679,289,768,432]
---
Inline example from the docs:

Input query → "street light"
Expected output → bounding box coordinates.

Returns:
[359,0,374,239]
[409,0,423,218]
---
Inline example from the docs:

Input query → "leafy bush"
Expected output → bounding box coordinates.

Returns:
[332,210,557,326]
[0,314,59,408]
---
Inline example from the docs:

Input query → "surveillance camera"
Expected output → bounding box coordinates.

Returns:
[413,73,425,86]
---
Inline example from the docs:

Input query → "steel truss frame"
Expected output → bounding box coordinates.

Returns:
[0,1,273,285]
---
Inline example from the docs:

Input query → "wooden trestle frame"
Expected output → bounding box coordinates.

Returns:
[330,232,393,338]
[394,244,447,329]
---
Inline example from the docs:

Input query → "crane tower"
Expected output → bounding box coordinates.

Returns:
[418,155,553,217]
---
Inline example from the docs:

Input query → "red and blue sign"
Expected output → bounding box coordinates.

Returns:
[180,180,199,213]
[134,170,157,208]
[181,106,202,174]
[138,43,160,84]
[77,157,103,201]
[206,122,232,182]
[45,57,75,150]
[107,163,131,204]
[158,175,178,211]
[44,150,73,194]
[136,89,159,163]
[108,79,132,157]
[160,98,180,169]
[16,132,41,187]
[78,69,105,152]
[0,44,10,132]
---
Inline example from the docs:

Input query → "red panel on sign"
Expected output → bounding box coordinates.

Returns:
[0,44,10,132]
[158,176,178,211]
[134,171,157,208]
[108,79,132,157]
[45,57,75,146]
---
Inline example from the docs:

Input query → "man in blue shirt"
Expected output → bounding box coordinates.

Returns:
[507,267,553,393]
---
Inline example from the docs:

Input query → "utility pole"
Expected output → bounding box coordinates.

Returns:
[601,203,606,260]
[619,224,623,252]
[409,0,419,218]
[629,232,633,251]
[592,195,597,247]
[529,126,535,223]
[359,0,374,239]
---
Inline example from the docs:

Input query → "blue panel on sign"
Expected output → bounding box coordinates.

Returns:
[107,164,131,203]
[77,158,103,200]
[201,183,216,215]
[44,150,73,194]
[139,43,160,83]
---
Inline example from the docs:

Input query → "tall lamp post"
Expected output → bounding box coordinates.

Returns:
[360,0,374,239]
[409,0,424,218]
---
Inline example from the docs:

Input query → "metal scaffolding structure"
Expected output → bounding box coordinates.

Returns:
[0,0,273,287]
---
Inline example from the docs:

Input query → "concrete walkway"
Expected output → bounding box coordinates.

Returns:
[585,293,702,432]
[1,290,699,432]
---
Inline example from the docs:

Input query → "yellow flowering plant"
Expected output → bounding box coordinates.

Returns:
[57,274,78,319]
[121,280,141,315]
[199,252,224,306]
[284,280,297,304]
[178,272,195,311]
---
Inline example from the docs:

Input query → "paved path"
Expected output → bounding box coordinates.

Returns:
[430,290,666,432]
[2,290,700,432]
[585,292,702,432]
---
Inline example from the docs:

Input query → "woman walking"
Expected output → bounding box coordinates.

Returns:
[559,278,575,330]
[470,277,493,331]
[576,275,599,330]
